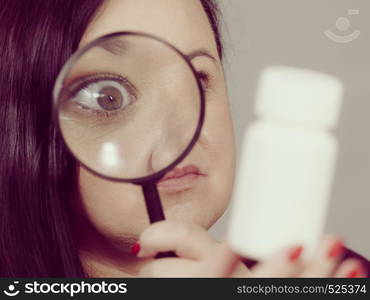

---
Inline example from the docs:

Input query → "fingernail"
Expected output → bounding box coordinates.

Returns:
[346,269,361,278]
[289,246,303,262]
[327,239,344,259]
[131,242,141,256]
[346,265,365,278]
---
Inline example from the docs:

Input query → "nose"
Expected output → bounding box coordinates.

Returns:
[122,62,200,178]
[148,112,187,173]
[115,91,190,178]
[147,76,200,174]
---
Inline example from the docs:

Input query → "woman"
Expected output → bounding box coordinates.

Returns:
[0,0,368,277]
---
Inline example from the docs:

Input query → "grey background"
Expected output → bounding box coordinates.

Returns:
[209,0,370,258]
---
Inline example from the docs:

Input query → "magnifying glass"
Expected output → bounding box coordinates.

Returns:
[53,32,205,258]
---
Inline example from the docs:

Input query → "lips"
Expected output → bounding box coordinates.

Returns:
[159,165,201,181]
[157,164,204,191]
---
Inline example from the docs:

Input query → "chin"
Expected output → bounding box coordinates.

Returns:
[162,198,225,230]
[158,176,230,227]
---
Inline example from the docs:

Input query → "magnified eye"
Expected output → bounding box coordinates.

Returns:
[72,79,132,113]
[96,85,125,111]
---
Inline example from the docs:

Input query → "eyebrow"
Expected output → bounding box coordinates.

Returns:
[100,40,217,63]
[186,49,217,63]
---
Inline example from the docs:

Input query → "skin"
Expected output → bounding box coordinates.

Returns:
[76,0,235,276]
[74,0,366,277]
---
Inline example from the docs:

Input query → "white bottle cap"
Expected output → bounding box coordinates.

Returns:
[255,66,344,129]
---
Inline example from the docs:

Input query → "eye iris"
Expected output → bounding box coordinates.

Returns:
[97,86,123,111]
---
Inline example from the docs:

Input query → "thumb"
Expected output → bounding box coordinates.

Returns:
[195,242,245,277]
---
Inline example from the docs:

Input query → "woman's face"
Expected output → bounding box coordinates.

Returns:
[76,0,236,249]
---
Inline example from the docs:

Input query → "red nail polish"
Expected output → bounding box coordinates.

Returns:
[289,246,303,262]
[131,242,141,256]
[346,266,364,278]
[346,269,361,278]
[328,240,344,259]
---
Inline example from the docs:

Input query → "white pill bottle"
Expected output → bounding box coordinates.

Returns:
[228,66,344,262]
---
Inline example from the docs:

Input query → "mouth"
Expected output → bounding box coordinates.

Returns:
[157,164,204,192]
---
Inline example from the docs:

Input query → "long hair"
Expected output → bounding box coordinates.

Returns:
[0,0,223,277]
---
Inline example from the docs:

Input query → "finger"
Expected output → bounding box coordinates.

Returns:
[138,243,248,278]
[251,244,305,277]
[334,259,368,278]
[300,235,345,277]
[138,258,198,277]
[137,220,218,260]
[195,243,248,277]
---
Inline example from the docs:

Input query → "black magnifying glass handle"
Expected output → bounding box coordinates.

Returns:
[142,183,177,258]
[155,251,177,258]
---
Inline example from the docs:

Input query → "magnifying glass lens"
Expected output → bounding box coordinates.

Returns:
[55,33,203,181]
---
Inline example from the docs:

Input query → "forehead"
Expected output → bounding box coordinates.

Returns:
[81,0,217,57]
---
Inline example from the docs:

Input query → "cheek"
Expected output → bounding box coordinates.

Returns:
[200,70,236,171]
[202,93,236,174]
[209,104,235,158]
[198,94,236,218]
[78,168,150,240]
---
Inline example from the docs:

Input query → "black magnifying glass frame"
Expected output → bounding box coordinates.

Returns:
[53,31,206,258]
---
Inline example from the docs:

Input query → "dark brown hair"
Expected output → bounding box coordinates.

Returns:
[201,0,223,59]
[0,0,223,276]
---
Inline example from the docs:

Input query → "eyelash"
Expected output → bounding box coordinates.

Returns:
[64,73,136,119]
[67,71,209,94]
[68,73,136,97]
[197,71,211,91]
[64,70,211,118]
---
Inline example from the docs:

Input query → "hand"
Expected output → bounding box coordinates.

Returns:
[135,220,250,277]
[250,235,367,277]
[135,220,367,278]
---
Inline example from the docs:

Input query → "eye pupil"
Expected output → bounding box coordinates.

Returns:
[97,86,123,110]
